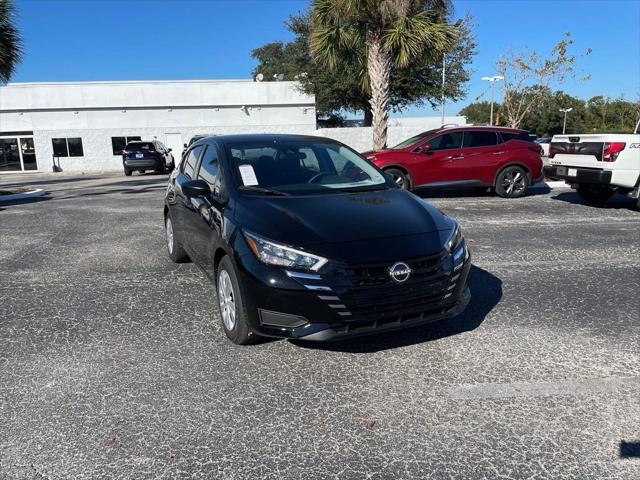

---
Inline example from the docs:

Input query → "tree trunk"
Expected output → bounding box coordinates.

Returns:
[367,31,391,150]
[363,105,373,127]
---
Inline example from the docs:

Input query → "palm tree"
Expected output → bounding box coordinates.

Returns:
[311,0,457,149]
[0,0,23,84]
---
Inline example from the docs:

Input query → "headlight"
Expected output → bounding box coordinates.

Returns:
[444,221,463,253]
[243,231,328,272]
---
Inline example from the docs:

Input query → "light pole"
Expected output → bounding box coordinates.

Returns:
[441,54,446,126]
[560,107,573,134]
[481,75,504,126]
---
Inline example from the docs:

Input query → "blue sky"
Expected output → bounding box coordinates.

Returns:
[11,0,640,117]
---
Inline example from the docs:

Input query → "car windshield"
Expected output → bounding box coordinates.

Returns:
[226,140,387,194]
[389,130,438,149]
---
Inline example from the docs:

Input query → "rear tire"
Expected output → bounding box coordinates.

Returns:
[495,165,529,198]
[165,213,190,263]
[576,184,615,205]
[217,256,257,345]
[124,167,132,176]
[385,168,410,191]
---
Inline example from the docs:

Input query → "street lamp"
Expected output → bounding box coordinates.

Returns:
[481,75,504,126]
[560,107,573,134]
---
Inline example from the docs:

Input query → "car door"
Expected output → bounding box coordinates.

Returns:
[191,144,226,277]
[451,130,501,184]
[410,131,464,186]
[172,144,204,257]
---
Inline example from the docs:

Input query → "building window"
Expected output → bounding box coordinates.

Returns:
[52,137,84,157]
[111,136,142,155]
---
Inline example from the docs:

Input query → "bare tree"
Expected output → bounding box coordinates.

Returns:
[496,33,591,129]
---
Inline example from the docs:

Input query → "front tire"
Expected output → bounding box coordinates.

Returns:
[165,213,190,263]
[217,256,256,345]
[385,168,410,190]
[124,167,132,176]
[495,165,529,198]
[576,184,615,205]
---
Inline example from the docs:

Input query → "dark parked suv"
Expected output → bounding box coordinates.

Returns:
[122,140,175,176]
[164,134,471,344]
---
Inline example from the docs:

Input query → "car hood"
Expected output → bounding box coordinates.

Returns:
[235,189,453,253]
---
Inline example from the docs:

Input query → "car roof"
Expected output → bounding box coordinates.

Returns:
[441,125,524,133]
[199,133,345,146]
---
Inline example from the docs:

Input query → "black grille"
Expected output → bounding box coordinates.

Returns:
[326,251,459,321]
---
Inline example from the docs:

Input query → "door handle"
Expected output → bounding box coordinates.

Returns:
[493,151,505,155]
[451,155,464,160]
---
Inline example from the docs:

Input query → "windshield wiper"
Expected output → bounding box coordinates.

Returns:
[237,185,290,196]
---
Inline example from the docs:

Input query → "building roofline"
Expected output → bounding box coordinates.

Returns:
[3,79,277,87]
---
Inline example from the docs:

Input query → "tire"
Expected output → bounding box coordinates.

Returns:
[576,184,615,205]
[164,213,190,263]
[124,167,132,176]
[216,256,257,345]
[495,165,529,198]
[385,168,410,190]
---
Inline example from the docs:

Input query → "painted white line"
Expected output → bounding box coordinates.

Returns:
[450,376,640,400]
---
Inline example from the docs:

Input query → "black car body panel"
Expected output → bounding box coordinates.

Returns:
[165,134,471,341]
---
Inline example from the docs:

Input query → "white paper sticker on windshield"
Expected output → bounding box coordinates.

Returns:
[239,164,259,186]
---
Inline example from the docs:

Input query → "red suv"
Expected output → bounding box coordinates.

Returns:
[363,126,544,198]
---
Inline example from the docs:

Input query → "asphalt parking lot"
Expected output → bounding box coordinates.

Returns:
[1,173,639,480]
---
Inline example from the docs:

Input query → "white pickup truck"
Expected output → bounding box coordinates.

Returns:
[543,127,640,208]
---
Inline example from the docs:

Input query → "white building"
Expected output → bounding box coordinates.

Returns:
[0,79,316,173]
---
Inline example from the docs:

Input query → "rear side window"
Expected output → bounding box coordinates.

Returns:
[183,145,203,179]
[197,146,219,188]
[425,132,463,150]
[463,131,498,148]
[500,131,532,143]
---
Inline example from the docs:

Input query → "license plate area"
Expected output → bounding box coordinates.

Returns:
[136,153,144,158]
[568,168,577,176]
[557,166,567,176]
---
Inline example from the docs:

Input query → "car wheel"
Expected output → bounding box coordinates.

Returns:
[385,168,410,190]
[124,167,132,176]
[165,213,190,263]
[576,184,615,205]
[495,165,529,198]
[217,256,257,345]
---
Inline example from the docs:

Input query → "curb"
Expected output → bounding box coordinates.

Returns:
[0,188,47,202]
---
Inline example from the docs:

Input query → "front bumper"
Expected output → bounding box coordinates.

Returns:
[235,246,472,341]
[543,166,612,185]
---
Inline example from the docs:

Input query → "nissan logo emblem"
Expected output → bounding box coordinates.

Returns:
[389,262,412,283]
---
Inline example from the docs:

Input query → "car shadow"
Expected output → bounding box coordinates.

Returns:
[552,191,639,210]
[292,265,502,353]
[0,175,103,188]
[415,185,550,199]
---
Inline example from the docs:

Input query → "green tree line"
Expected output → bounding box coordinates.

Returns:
[460,91,640,136]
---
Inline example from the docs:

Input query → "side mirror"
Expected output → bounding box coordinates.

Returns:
[182,179,210,198]
[418,144,431,153]
[183,143,188,149]
[168,148,172,152]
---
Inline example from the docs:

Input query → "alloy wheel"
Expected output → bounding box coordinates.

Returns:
[218,270,236,331]
[501,169,526,195]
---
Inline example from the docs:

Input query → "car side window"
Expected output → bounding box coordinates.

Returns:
[197,145,220,189]
[424,132,463,151]
[463,131,498,148]
[182,145,203,179]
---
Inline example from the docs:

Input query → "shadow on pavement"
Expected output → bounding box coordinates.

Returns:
[0,175,104,188]
[293,265,502,353]
[552,192,638,210]
[415,185,550,199]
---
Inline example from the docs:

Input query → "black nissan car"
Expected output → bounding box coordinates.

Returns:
[164,134,471,344]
